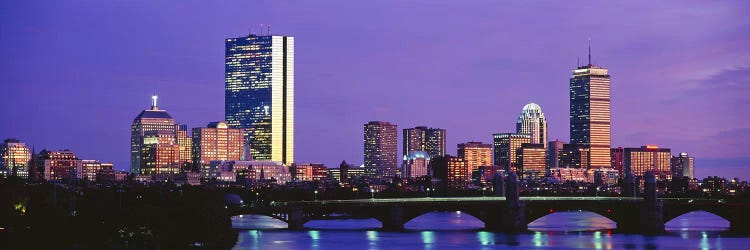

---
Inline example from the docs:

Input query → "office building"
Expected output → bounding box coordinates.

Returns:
[474,165,505,186]
[624,145,671,180]
[492,133,530,172]
[81,160,114,181]
[403,126,446,160]
[1,139,31,179]
[548,168,587,182]
[131,95,176,174]
[611,147,624,175]
[457,141,492,177]
[175,124,193,171]
[192,121,244,174]
[671,152,695,179]
[446,156,469,189]
[516,103,548,146]
[43,150,82,181]
[570,45,611,169]
[547,140,565,169]
[402,151,430,178]
[518,143,546,180]
[141,130,180,176]
[225,33,294,165]
[364,121,398,180]
[291,163,328,181]
[559,143,589,169]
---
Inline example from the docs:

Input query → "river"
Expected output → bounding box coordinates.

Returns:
[231,211,745,249]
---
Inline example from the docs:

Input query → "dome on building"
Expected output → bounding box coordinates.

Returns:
[518,103,545,119]
[522,103,542,113]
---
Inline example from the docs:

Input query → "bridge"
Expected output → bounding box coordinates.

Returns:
[227,173,750,234]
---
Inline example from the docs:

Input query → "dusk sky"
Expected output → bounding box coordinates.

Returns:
[1,1,748,179]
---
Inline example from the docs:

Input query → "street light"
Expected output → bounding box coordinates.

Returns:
[371,189,375,199]
[482,187,486,197]
[256,192,260,203]
[314,190,318,201]
[426,188,431,198]
[596,187,600,197]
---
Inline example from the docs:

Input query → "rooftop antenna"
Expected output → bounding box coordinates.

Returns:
[588,37,592,66]
[577,56,580,67]
[151,83,158,109]
[260,23,264,35]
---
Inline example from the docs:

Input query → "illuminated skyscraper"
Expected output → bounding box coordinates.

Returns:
[1,138,31,179]
[130,95,176,174]
[671,152,695,179]
[175,124,193,171]
[457,142,492,177]
[570,41,611,169]
[192,121,244,172]
[518,143,546,180]
[141,130,180,176]
[403,126,446,160]
[225,33,294,165]
[364,121,398,180]
[493,133,530,172]
[516,103,547,146]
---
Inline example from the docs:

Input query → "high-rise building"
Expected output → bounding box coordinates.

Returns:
[43,150,82,181]
[192,121,244,173]
[624,145,671,180]
[547,140,565,169]
[518,143,546,180]
[1,139,31,179]
[402,151,430,178]
[225,33,294,165]
[175,124,193,171]
[611,147,624,175]
[559,143,589,169]
[671,152,695,179]
[131,95,176,174]
[457,142,492,177]
[492,133,530,172]
[291,163,328,181]
[516,103,548,146]
[570,44,611,169]
[446,156,469,189]
[403,126,446,160]
[141,130,180,176]
[364,121,398,180]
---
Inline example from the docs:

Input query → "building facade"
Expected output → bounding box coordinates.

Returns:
[131,95,176,174]
[570,59,611,169]
[611,147,624,175]
[518,143,546,180]
[547,140,565,169]
[225,34,294,165]
[141,130,180,176]
[516,103,548,146]
[446,156,469,189]
[559,143,589,169]
[403,126,446,161]
[624,145,671,180]
[81,160,114,181]
[291,163,328,181]
[402,151,430,178]
[175,124,193,171]
[457,141,492,177]
[1,139,31,179]
[192,121,244,173]
[43,150,82,181]
[492,133,530,172]
[364,121,398,180]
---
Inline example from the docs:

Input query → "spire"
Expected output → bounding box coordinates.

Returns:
[151,95,158,110]
[588,37,592,66]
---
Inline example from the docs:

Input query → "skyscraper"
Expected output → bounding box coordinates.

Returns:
[175,124,193,172]
[225,33,294,165]
[516,103,548,146]
[624,145,671,180]
[492,133,531,172]
[364,121,398,180]
[1,138,31,179]
[457,142,492,177]
[403,126,446,160]
[570,42,611,169]
[671,152,695,179]
[192,121,244,173]
[131,95,176,175]
[518,143,546,180]
[141,130,180,176]
[402,151,430,178]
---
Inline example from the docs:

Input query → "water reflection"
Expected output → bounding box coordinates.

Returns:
[665,211,730,231]
[231,211,741,249]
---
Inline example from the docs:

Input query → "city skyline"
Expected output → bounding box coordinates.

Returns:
[1,2,749,180]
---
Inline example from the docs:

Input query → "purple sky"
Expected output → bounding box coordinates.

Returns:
[1,1,748,180]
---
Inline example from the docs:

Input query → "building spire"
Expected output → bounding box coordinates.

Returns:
[588,37,592,66]
[151,94,158,110]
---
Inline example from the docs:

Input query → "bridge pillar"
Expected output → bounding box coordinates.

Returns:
[618,172,663,234]
[381,206,405,231]
[287,207,305,230]
[485,172,526,232]
[729,208,750,234]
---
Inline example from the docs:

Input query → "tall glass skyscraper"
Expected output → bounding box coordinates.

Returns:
[225,33,294,165]
[364,121,398,180]
[402,126,446,160]
[570,46,611,169]
[131,95,176,175]
[516,103,548,146]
